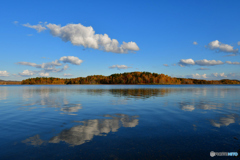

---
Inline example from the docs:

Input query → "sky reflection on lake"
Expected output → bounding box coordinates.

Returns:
[0,85,239,159]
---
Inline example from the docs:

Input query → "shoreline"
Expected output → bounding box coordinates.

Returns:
[1,84,240,86]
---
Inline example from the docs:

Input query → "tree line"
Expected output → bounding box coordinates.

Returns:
[21,72,240,85]
[0,80,21,85]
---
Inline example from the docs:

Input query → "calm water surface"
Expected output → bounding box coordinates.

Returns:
[0,85,240,159]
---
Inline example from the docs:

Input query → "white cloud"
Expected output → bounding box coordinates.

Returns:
[0,71,10,77]
[19,70,35,76]
[63,64,69,70]
[109,65,132,69]
[211,72,227,78]
[190,73,207,79]
[22,22,47,32]
[63,73,73,77]
[197,67,210,70]
[179,59,224,67]
[226,61,240,65]
[39,72,49,77]
[183,72,240,80]
[195,59,224,66]
[17,62,38,67]
[17,60,62,69]
[238,41,240,46]
[207,40,238,53]
[163,64,169,67]
[120,41,140,51]
[193,41,198,45]
[223,53,237,57]
[23,22,139,53]
[225,73,240,79]
[178,58,195,67]
[41,60,62,68]
[219,73,227,77]
[17,58,73,76]
[43,67,64,73]
[212,73,218,77]
[59,56,83,65]
[212,73,240,80]
[17,59,70,74]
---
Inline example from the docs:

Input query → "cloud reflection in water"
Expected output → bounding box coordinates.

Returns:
[210,114,238,128]
[22,114,139,146]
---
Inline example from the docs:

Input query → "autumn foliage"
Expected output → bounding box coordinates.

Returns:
[21,72,240,85]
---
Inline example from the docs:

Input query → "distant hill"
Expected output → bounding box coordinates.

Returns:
[21,72,240,85]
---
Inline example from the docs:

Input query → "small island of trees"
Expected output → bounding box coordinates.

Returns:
[21,72,240,85]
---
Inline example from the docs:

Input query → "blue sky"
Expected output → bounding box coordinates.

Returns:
[0,0,240,80]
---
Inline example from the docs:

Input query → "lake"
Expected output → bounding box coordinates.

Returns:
[0,85,239,159]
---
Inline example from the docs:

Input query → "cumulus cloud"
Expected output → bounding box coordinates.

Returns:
[63,73,73,77]
[63,64,69,70]
[22,22,139,53]
[22,22,47,32]
[17,62,37,67]
[109,65,132,69]
[184,72,240,80]
[178,58,224,67]
[39,72,49,77]
[225,73,240,79]
[120,41,140,52]
[178,58,195,67]
[207,40,238,53]
[193,41,198,45]
[19,70,35,76]
[220,73,227,78]
[197,67,210,70]
[189,73,207,79]
[47,23,140,53]
[42,67,66,73]
[17,58,73,76]
[211,73,227,78]
[238,41,240,46]
[59,56,83,65]
[0,71,10,77]
[17,60,62,69]
[195,59,224,66]
[163,64,169,67]
[226,61,240,65]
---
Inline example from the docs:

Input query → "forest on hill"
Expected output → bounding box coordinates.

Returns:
[21,72,240,85]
